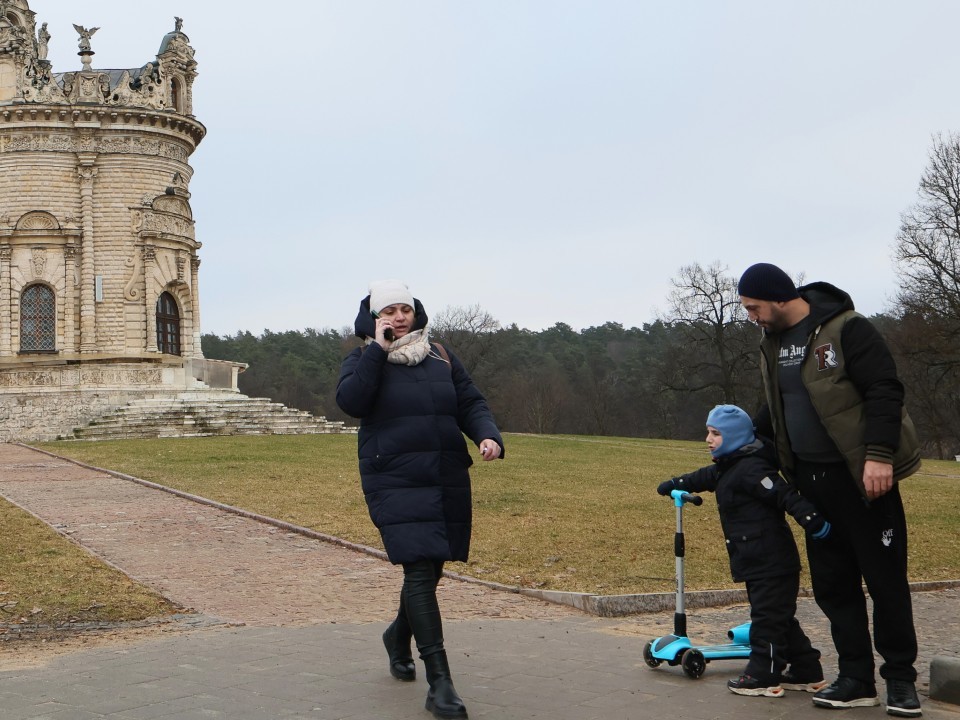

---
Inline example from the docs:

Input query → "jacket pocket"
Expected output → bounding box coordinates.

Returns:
[725,529,764,571]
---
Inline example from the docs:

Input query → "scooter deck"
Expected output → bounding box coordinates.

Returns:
[695,643,751,660]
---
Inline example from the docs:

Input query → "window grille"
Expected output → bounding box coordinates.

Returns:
[20,284,56,352]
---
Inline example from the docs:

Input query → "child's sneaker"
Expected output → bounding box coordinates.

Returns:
[781,668,828,692]
[728,674,785,697]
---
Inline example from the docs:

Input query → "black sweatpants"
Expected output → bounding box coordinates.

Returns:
[744,573,821,682]
[794,460,918,684]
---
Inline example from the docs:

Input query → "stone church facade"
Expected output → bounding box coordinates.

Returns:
[0,1,252,441]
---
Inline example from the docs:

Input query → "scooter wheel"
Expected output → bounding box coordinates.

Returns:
[642,640,661,668]
[681,648,706,679]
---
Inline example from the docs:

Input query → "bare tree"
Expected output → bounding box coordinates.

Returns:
[430,304,501,373]
[892,132,960,456]
[659,261,759,405]
[894,132,960,339]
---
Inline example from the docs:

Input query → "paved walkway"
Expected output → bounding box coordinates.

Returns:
[0,443,957,719]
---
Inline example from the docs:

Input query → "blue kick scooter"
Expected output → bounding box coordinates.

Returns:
[643,489,751,678]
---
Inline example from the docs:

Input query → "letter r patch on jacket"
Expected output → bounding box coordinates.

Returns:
[813,343,839,371]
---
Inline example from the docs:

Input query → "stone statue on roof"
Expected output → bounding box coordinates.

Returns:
[37,22,50,60]
[73,23,99,51]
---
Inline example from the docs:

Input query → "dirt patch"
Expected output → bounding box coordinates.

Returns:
[0,623,194,669]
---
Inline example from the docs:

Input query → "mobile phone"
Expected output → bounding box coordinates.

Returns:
[370,309,394,340]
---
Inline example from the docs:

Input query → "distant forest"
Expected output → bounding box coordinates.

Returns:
[201,298,959,459]
[202,133,960,458]
[202,314,751,444]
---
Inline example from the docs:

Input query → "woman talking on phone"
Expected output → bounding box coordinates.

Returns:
[336,279,504,720]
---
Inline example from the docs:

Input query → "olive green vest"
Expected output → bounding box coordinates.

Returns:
[760,309,921,495]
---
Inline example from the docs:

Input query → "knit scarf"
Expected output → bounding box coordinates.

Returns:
[366,328,432,366]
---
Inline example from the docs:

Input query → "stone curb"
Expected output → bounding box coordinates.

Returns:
[931,656,960,704]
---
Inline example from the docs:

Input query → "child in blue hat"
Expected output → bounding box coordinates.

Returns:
[658,404,831,697]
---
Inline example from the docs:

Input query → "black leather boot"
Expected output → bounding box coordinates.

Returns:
[382,619,416,681]
[423,651,468,719]
[402,560,467,719]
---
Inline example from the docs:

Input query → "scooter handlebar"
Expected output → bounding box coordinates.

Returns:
[670,489,703,506]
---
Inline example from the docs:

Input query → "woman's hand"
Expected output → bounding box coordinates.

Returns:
[478,439,500,461]
[374,317,394,348]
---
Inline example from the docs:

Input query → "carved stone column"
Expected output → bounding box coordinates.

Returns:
[190,256,202,358]
[143,245,158,352]
[63,245,78,353]
[0,244,11,357]
[77,154,98,353]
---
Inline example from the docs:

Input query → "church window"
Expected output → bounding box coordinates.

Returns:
[20,284,56,352]
[171,77,182,113]
[156,291,181,355]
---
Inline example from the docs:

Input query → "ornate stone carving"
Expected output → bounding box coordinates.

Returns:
[153,194,192,219]
[23,56,66,104]
[123,251,142,301]
[73,24,99,53]
[77,129,96,153]
[0,370,56,388]
[77,164,98,183]
[16,211,58,230]
[37,22,50,61]
[0,132,190,162]
[0,17,29,53]
[139,210,194,241]
[30,247,45,278]
[164,35,193,61]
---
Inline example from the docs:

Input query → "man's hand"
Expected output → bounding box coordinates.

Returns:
[862,459,894,500]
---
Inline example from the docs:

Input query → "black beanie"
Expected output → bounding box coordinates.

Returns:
[737,263,800,301]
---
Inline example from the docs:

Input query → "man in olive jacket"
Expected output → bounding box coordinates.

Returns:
[738,263,922,718]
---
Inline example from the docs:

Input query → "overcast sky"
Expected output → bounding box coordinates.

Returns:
[37,1,960,336]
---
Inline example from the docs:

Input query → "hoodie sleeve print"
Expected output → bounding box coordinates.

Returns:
[335,344,387,419]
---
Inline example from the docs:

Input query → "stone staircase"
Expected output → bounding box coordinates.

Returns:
[61,393,356,440]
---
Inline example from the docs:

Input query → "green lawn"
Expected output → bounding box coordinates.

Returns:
[27,432,960,601]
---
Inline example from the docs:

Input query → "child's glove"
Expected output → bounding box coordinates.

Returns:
[657,478,679,496]
[810,519,832,540]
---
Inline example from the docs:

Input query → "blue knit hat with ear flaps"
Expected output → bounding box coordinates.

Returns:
[706,405,755,458]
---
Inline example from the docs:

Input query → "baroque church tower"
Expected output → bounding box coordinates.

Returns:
[0,1,250,441]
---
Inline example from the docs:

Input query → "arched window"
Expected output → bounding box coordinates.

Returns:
[156,291,181,355]
[20,284,56,352]
[170,77,182,113]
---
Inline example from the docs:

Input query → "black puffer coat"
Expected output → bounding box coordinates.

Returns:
[674,440,824,582]
[336,296,504,565]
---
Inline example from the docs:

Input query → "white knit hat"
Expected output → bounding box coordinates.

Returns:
[369,279,414,313]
